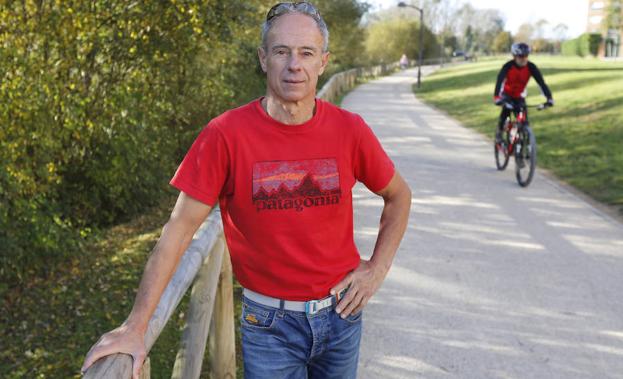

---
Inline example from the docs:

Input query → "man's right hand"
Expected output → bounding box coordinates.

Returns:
[494,96,504,106]
[81,324,147,379]
[80,192,212,378]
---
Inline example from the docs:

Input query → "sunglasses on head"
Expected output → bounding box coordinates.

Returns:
[266,2,321,21]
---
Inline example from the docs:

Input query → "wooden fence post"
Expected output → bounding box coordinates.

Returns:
[140,357,151,379]
[171,238,225,379]
[208,241,236,378]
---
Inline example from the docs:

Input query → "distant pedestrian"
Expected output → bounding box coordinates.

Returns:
[400,53,409,69]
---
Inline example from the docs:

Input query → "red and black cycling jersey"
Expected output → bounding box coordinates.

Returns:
[494,60,552,99]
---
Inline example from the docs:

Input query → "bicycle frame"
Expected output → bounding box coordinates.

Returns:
[501,106,528,157]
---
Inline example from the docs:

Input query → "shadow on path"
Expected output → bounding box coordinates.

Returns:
[343,67,623,379]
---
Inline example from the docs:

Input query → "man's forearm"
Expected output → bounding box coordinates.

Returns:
[370,187,411,274]
[124,220,198,334]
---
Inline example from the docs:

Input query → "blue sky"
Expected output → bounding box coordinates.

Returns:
[367,0,589,38]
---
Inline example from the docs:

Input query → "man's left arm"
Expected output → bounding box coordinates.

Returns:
[330,170,412,318]
[528,62,553,102]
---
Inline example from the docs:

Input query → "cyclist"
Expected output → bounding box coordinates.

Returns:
[493,42,554,142]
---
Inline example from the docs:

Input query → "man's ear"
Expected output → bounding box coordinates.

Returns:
[318,51,330,76]
[258,47,267,73]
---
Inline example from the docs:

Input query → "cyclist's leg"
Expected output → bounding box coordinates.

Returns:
[499,105,511,129]
[497,107,510,142]
[520,98,528,123]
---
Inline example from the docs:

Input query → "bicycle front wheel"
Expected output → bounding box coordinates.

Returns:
[515,125,537,187]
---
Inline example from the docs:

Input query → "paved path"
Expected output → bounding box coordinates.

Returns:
[344,67,623,379]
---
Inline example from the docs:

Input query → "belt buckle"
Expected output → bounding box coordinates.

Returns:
[305,300,320,315]
[305,295,335,315]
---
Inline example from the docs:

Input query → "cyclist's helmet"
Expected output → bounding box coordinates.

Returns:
[511,42,530,57]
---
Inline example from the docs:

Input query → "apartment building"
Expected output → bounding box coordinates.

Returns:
[587,0,621,57]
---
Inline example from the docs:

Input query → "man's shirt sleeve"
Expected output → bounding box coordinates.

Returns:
[170,121,230,206]
[353,116,396,193]
[528,62,553,99]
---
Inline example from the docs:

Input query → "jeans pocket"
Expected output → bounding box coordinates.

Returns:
[241,298,277,330]
[343,310,363,324]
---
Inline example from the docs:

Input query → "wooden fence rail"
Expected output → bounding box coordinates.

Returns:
[317,57,470,104]
[317,61,400,104]
[84,208,233,379]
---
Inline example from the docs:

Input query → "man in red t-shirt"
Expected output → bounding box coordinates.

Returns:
[82,2,411,378]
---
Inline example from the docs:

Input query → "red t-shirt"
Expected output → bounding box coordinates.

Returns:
[170,97,395,300]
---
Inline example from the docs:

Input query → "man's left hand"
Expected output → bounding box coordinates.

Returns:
[330,259,387,318]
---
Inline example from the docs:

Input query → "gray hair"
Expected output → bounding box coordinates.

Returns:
[261,2,330,53]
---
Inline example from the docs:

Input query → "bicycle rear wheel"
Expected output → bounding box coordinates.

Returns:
[515,125,536,187]
[494,130,510,170]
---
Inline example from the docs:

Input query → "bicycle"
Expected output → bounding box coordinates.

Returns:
[494,101,551,187]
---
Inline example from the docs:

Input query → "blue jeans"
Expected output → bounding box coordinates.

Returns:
[240,295,363,379]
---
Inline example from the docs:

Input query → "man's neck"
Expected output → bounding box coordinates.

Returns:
[261,95,316,125]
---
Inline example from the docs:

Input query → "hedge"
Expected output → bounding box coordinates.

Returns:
[561,33,602,57]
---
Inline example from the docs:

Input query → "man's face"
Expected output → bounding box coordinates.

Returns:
[258,13,329,103]
[514,55,528,67]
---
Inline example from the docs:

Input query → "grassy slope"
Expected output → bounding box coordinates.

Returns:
[0,193,244,378]
[417,56,623,213]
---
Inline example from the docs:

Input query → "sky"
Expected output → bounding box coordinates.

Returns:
[367,0,589,39]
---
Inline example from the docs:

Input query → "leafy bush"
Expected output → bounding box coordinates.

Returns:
[0,1,267,286]
[561,33,602,57]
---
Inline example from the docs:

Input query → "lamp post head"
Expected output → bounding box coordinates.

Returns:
[397,2,422,12]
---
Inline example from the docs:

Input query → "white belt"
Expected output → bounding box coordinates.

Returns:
[242,287,348,315]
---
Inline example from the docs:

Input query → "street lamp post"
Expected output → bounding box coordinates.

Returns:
[398,1,423,88]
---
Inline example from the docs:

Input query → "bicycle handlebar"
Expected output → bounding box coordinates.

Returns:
[529,103,553,111]
[499,102,552,111]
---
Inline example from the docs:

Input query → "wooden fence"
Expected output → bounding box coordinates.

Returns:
[83,208,234,379]
[317,61,401,104]
[317,57,470,104]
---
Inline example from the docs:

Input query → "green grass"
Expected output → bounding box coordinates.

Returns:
[416,55,623,213]
[0,194,245,378]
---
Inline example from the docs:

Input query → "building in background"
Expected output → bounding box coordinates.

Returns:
[587,0,622,57]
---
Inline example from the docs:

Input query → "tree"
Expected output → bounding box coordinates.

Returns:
[532,38,554,53]
[493,31,513,53]
[603,0,622,31]
[464,25,475,52]
[313,0,370,69]
[534,19,549,40]
[551,23,569,53]
[366,0,506,56]
[553,23,569,41]
[515,22,535,43]
[443,33,459,53]
[364,17,437,64]
[451,4,505,53]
